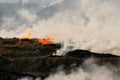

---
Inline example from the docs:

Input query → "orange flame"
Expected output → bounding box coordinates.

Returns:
[38,38,53,45]
[21,29,33,39]
[20,29,57,45]
[38,34,56,45]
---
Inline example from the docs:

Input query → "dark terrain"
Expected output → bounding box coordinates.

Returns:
[0,37,120,80]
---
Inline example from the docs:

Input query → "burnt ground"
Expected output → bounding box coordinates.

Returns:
[0,37,120,80]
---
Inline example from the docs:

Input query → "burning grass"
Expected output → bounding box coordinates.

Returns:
[0,37,62,58]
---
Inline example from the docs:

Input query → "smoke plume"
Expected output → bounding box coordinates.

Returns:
[0,0,120,55]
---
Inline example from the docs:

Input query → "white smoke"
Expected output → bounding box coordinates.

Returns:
[17,76,33,80]
[18,58,120,80]
[44,58,120,80]
[18,77,42,80]
[0,0,120,55]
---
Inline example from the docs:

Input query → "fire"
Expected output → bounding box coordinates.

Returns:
[38,34,56,45]
[38,38,53,45]
[20,29,57,45]
[21,29,33,39]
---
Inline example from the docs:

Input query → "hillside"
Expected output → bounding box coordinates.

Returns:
[0,37,120,80]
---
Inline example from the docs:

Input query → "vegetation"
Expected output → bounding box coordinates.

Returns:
[0,37,62,58]
[0,37,120,80]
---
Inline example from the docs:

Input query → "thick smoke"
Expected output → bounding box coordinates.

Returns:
[0,0,120,55]
[44,58,120,80]
[18,58,120,80]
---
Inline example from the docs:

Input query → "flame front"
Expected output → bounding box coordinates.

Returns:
[38,38,53,45]
[38,34,56,45]
[20,29,57,45]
